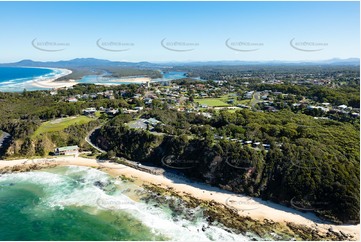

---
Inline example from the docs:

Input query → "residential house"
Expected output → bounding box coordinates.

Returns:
[105,108,119,115]
[67,97,78,102]
[244,91,254,99]
[83,107,97,116]
[54,145,79,156]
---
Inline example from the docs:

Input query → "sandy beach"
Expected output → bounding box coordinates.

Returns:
[30,70,151,89]
[110,77,151,83]
[0,156,359,240]
[30,67,77,89]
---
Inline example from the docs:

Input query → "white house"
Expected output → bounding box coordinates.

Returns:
[54,145,79,156]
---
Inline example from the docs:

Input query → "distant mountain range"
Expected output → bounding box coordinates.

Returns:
[0,58,359,68]
[163,58,360,66]
[0,58,157,68]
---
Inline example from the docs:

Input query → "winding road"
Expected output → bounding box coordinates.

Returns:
[250,91,262,108]
[0,131,11,155]
[85,126,106,153]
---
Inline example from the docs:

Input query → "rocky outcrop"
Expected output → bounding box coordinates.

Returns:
[141,183,356,241]
[0,163,57,174]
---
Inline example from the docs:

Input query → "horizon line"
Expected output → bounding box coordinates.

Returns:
[1,57,360,64]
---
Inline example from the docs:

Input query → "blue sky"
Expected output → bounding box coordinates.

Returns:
[0,1,359,62]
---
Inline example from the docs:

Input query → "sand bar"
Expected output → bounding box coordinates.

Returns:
[109,77,151,83]
[30,67,77,89]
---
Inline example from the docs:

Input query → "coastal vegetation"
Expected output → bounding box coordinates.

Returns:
[94,108,359,225]
[0,65,359,228]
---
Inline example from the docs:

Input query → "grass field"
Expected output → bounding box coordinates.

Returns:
[195,98,229,107]
[226,109,238,113]
[32,116,94,137]
[94,111,102,118]
[238,99,250,104]
[195,93,251,107]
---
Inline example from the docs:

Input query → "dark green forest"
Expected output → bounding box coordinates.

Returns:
[94,109,360,225]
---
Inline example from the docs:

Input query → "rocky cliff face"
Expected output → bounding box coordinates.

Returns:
[93,126,360,225]
[5,136,56,158]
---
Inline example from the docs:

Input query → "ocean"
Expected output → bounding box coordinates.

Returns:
[0,68,200,92]
[0,166,250,241]
[0,67,55,92]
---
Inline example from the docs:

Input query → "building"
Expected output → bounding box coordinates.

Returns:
[244,140,252,145]
[338,104,348,110]
[123,109,138,114]
[145,118,161,126]
[67,97,78,102]
[54,145,79,156]
[144,98,153,105]
[201,112,212,118]
[83,108,97,116]
[307,105,329,112]
[244,91,254,99]
[105,108,119,115]
[133,94,142,99]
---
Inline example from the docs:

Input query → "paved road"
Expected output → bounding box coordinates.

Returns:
[0,131,11,156]
[85,126,106,153]
[250,92,262,108]
[0,131,11,148]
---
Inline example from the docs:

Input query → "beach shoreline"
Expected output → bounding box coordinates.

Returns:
[31,70,151,89]
[2,66,154,91]
[0,156,359,240]
[29,67,77,89]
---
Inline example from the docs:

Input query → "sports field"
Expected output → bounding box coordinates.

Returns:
[32,116,93,137]
[194,98,229,107]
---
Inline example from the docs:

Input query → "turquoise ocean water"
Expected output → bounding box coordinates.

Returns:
[0,166,250,241]
[0,67,56,92]
[0,68,193,92]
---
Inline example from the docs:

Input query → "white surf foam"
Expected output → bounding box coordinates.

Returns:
[1,166,252,241]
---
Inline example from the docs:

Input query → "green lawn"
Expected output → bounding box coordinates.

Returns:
[226,109,238,113]
[237,99,251,105]
[32,116,94,137]
[94,111,102,118]
[195,98,229,107]
[195,94,251,107]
